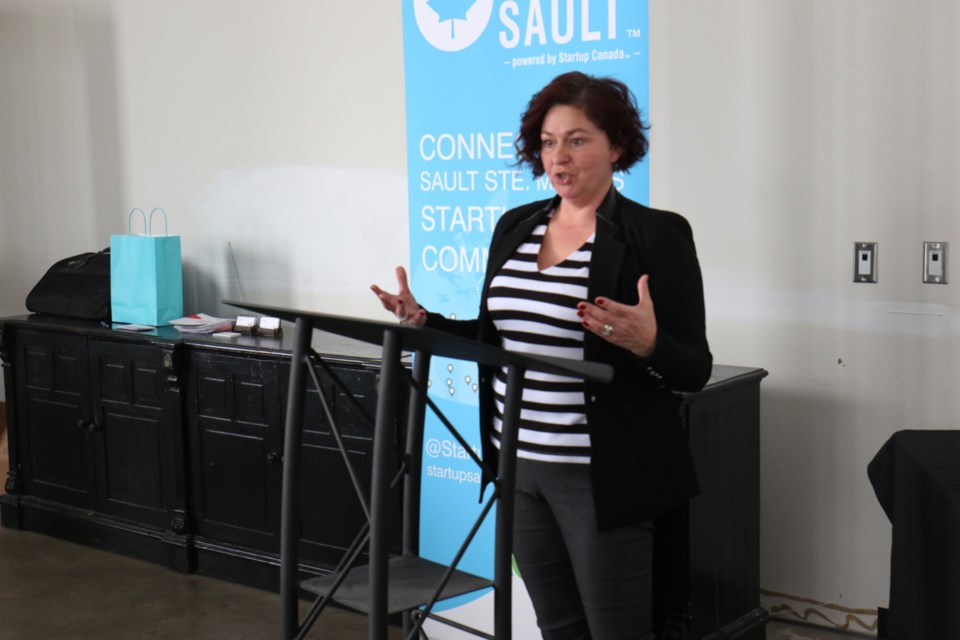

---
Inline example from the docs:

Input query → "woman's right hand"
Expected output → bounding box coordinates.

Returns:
[370,266,427,327]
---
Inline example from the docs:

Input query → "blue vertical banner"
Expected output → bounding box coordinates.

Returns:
[401,1,648,634]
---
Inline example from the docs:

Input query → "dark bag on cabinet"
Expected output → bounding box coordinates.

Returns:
[25,248,112,321]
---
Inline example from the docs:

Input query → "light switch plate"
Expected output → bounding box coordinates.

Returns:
[923,241,948,284]
[854,242,877,283]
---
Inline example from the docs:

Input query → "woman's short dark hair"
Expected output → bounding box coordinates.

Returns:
[515,71,648,177]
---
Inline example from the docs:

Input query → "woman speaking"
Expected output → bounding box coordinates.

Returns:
[372,71,712,640]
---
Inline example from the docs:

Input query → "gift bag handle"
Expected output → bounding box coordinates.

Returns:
[127,208,147,235]
[149,208,169,237]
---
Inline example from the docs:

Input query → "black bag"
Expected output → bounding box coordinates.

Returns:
[25,248,111,321]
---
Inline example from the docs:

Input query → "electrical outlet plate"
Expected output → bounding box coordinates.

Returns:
[923,241,948,284]
[854,242,877,283]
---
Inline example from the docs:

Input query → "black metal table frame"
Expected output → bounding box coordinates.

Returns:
[226,301,613,640]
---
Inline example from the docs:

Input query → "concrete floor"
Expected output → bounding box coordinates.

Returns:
[0,523,868,640]
[0,419,867,640]
[0,422,383,638]
[0,526,395,640]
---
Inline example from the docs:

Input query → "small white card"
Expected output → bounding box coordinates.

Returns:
[115,324,154,332]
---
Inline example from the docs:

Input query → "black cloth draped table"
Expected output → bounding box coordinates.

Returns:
[868,430,960,639]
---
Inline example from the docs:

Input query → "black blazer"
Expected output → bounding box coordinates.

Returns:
[426,187,712,531]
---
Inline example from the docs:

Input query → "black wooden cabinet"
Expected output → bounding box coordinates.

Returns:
[655,366,768,640]
[1,320,189,570]
[0,315,397,591]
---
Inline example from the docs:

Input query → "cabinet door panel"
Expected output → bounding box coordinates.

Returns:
[200,426,274,532]
[301,368,378,437]
[296,362,402,564]
[16,332,95,508]
[89,340,172,526]
[24,344,84,395]
[300,443,370,563]
[189,352,282,551]
[25,396,94,506]
[333,369,378,436]
[100,411,164,515]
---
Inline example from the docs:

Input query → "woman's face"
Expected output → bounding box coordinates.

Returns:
[540,104,622,208]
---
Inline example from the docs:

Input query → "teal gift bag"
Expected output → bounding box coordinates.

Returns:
[110,208,184,326]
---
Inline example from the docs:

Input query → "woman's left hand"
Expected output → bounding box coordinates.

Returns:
[578,274,658,358]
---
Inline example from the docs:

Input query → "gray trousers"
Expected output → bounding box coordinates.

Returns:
[513,458,655,640]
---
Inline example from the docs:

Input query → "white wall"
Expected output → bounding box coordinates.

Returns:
[0,0,409,325]
[650,1,959,628]
[1,0,958,633]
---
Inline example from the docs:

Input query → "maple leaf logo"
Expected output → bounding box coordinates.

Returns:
[413,0,492,52]
[426,0,477,39]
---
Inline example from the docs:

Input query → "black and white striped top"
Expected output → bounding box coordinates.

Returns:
[487,219,594,464]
